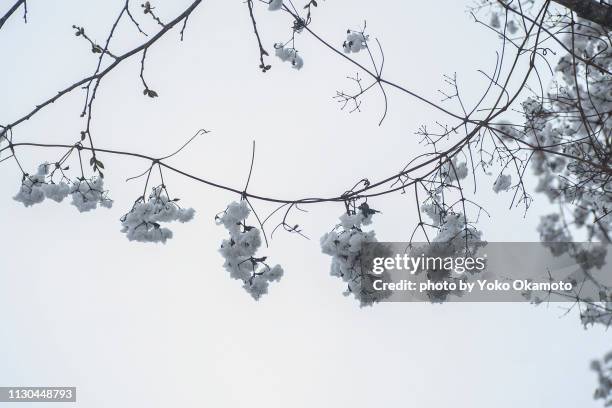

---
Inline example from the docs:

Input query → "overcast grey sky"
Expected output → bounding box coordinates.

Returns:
[1,0,610,407]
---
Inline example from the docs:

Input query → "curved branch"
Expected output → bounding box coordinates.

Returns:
[0,0,26,31]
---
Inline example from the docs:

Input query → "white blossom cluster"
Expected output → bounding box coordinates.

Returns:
[536,214,570,256]
[120,186,195,244]
[431,212,484,249]
[488,12,518,34]
[422,160,485,251]
[217,201,284,300]
[14,163,112,212]
[440,158,468,184]
[320,203,391,306]
[70,177,113,212]
[581,301,612,328]
[14,163,68,207]
[591,351,612,406]
[417,171,487,301]
[420,196,486,260]
[523,19,612,248]
[268,0,283,11]
[274,43,304,70]
[492,174,512,193]
[343,30,368,54]
[489,18,612,333]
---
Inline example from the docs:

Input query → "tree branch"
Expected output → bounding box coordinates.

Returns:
[1,0,202,138]
[553,0,612,29]
[0,0,26,31]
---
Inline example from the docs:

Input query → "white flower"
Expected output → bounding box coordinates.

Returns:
[120,186,195,244]
[14,175,46,207]
[268,0,283,11]
[264,264,284,282]
[507,20,518,34]
[274,44,303,70]
[432,212,484,247]
[343,30,368,53]
[70,177,113,212]
[244,275,269,300]
[490,13,500,29]
[320,205,390,306]
[522,97,542,117]
[42,182,70,202]
[13,163,70,207]
[440,158,468,183]
[217,201,284,299]
[537,214,570,256]
[291,53,304,70]
[493,174,512,193]
[590,350,612,405]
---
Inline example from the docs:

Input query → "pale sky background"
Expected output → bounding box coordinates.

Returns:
[1,0,611,407]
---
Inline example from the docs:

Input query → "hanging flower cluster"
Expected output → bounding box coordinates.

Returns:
[274,43,304,70]
[14,163,112,211]
[320,203,390,306]
[343,30,369,54]
[421,199,486,260]
[120,186,195,244]
[415,195,487,302]
[70,177,113,212]
[217,201,284,300]
[14,163,68,207]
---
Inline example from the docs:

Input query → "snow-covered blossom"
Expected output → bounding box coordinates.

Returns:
[320,203,390,306]
[274,43,303,69]
[487,1,527,33]
[432,212,484,248]
[14,163,112,213]
[217,201,284,300]
[537,214,570,256]
[42,182,71,202]
[506,20,518,34]
[343,30,368,53]
[14,164,51,207]
[120,186,195,244]
[521,97,543,118]
[70,177,113,212]
[489,13,500,29]
[14,163,70,207]
[574,245,607,272]
[500,22,612,332]
[414,200,486,302]
[492,174,512,193]
[422,198,486,255]
[582,302,612,329]
[440,158,468,184]
[516,18,612,254]
[591,351,612,406]
[268,0,283,11]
